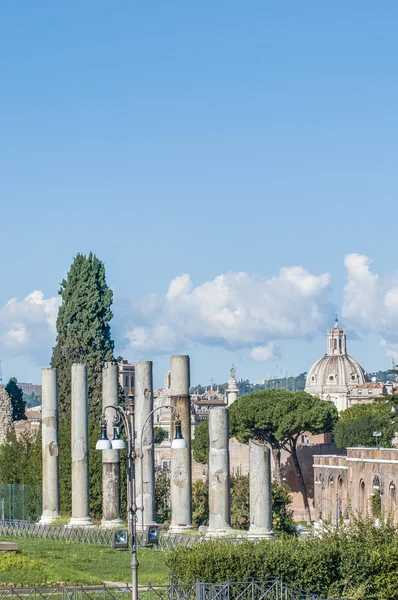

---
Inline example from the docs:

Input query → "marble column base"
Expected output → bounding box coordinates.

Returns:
[247,528,274,540]
[67,516,94,528]
[38,511,60,525]
[167,524,194,535]
[206,527,233,538]
[100,518,123,529]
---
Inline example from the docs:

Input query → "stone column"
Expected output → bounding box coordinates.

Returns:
[69,364,92,527]
[207,407,232,536]
[248,440,273,539]
[135,361,156,530]
[169,355,193,533]
[101,362,122,528]
[39,368,60,524]
[226,376,239,405]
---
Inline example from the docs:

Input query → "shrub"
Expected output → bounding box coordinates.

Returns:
[165,519,398,599]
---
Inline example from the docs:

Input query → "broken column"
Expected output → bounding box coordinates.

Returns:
[207,406,232,536]
[248,440,273,539]
[101,362,122,528]
[135,361,156,530]
[39,368,60,524]
[169,355,193,533]
[69,364,92,527]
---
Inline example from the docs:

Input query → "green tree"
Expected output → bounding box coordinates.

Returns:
[51,252,115,421]
[192,418,209,464]
[155,469,171,524]
[154,427,168,445]
[0,429,41,485]
[5,378,26,421]
[334,402,395,449]
[229,390,338,523]
[192,480,208,528]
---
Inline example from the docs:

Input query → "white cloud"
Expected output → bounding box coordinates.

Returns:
[121,266,332,359]
[250,342,280,362]
[0,291,60,354]
[342,253,398,356]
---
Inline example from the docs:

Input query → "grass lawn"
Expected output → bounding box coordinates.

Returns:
[0,537,169,587]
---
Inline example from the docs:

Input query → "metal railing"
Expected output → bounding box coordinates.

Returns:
[0,521,245,550]
[0,485,41,522]
[0,580,344,600]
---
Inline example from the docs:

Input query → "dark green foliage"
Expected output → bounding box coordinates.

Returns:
[58,418,72,514]
[155,469,171,524]
[230,475,250,529]
[51,252,114,422]
[192,419,209,464]
[0,429,41,485]
[192,480,208,528]
[5,378,26,421]
[154,427,168,445]
[334,403,395,449]
[165,519,398,599]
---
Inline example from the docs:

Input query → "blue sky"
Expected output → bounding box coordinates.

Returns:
[1,2,397,387]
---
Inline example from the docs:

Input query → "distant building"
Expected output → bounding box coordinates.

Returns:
[17,383,42,398]
[305,319,367,412]
[118,360,135,401]
[314,448,398,525]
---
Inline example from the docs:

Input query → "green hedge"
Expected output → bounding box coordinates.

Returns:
[165,519,398,599]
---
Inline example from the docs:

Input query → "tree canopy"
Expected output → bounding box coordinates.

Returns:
[51,252,115,421]
[229,389,338,523]
[334,401,395,449]
[5,378,26,421]
[192,418,209,464]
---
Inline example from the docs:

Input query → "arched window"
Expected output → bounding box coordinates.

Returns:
[360,480,366,516]
[389,482,396,503]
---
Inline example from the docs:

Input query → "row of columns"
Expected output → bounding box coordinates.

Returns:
[40,358,272,538]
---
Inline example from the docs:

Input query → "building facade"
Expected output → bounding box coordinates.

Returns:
[314,448,398,524]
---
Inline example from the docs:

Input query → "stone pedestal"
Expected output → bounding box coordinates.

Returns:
[69,364,92,527]
[248,440,273,539]
[206,407,232,536]
[101,362,122,528]
[169,355,193,533]
[39,368,60,524]
[135,361,156,531]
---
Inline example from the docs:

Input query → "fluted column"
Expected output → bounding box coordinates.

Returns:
[39,368,60,524]
[207,407,232,536]
[69,364,92,527]
[248,440,273,539]
[169,355,193,533]
[101,362,122,528]
[135,361,156,530]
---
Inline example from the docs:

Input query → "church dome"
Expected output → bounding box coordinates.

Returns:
[305,319,366,412]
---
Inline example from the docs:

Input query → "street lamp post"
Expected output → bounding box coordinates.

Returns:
[96,396,182,600]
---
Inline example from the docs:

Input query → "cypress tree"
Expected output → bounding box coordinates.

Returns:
[51,253,115,517]
[5,378,27,421]
[51,252,115,422]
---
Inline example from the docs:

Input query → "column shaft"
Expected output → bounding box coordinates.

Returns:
[248,440,273,539]
[135,361,156,530]
[102,362,121,527]
[169,355,192,532]
[207,407,231,535]
[40,368,60,524]
[69,364,92,526]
